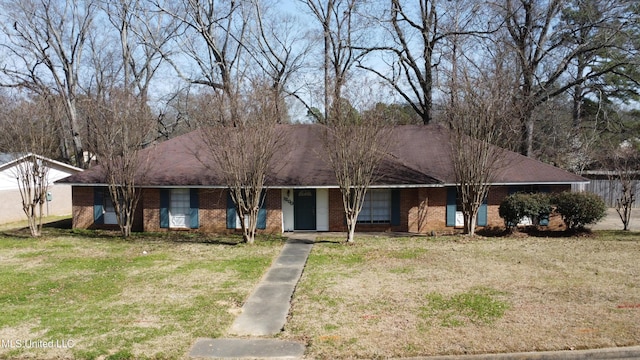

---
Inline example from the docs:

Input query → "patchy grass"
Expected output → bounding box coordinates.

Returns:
[283,232,640,359]
[0,227,285,360]
[421,287,510,327]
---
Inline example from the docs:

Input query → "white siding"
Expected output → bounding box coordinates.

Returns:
[316,188,329,231]
[282,189,294,232]
[0,159,81,224]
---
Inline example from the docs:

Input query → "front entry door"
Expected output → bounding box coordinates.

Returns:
[294,189,316,230]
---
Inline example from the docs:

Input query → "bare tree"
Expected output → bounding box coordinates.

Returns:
[86,90,155,237]
[356,0,493,124]
[247,2,314,122]
[102,0,178,101]
[152,0,252,126]
[0,93,60,236]
[195,82,282,244]
[445,56,515,236]
[496,0,637,156]
[0,0,96,168]
[300,0,369,122]
[323,96,391,243]
[609,143,638,231]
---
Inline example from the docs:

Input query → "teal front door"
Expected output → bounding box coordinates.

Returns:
[294,189,316,230]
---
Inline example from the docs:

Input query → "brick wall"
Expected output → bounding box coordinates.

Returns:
[328,185,573,234]
[263,189,282,234]
[72,186,142,231]
[408,188,447,233]
[72,186,94,229]
[143,188,282,234]
[142,188,161,232]
[73,184,572,233]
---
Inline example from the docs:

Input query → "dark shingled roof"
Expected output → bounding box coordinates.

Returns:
[58,124,587,187]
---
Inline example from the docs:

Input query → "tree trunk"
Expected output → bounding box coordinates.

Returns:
[520,109,535,157]
[464,211,477,237]
[346,216,356,243]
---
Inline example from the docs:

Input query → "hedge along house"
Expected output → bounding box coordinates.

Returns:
[57,124,588,234]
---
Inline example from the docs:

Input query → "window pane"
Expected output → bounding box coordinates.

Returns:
[170,189,191,228]
[357,190,390,224]
[103,194,118,225]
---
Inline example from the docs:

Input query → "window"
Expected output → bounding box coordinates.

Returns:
[357,189,391,224]
[103,194,118,225]
[169,189,191,228]
[160,189,198,229]
[446,187,487,227]
[226,191,267,230]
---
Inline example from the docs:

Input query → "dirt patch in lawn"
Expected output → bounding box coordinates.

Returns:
[283,234,640,359]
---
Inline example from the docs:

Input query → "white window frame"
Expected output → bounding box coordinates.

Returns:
[169,189,191,229]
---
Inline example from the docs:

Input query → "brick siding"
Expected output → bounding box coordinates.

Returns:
[143,188,282,234]
[72,187,94,229]
[72,184,571,233]
[72,186,142,231]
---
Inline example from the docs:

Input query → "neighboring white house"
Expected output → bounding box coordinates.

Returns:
[0,153,83,224]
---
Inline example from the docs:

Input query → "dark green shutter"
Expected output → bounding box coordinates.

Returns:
[190,189,199,229]
[477,195,488,226]
[93,187,104,225]
[226,191,236,229]
[446,187,457,227]
[391,189,401,226]
[257,195,267,230]
[160,189,170,228]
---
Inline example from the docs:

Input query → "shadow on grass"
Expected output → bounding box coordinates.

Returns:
[65,230,285,246]
[477,226,640,239]
[475,226,576,238]
[594,229,640,241]
[2,222,287,247]
[44,218,73,229]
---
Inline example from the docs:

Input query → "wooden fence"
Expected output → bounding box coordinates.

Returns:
[573,179,640,208]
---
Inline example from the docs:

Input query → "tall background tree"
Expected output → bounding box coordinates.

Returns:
[358,0,493,124]
[0,0,96,168]
[496,0,639,157]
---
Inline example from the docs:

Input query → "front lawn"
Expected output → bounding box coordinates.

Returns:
[3,224,640,360]
[282,232,640,359]
[0,226,285,360]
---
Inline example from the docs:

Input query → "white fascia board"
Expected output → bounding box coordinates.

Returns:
[66,182,590,189]
[442,181,590,187]
[0,153,83,173]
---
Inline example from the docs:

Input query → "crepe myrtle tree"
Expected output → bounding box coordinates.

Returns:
[14,155,49,236]
[195,82,284,244]
[323,98,391,243]
[609,142,639,231]
[0,94,59,237]
[445,59,514,236]
[86,89,155,237]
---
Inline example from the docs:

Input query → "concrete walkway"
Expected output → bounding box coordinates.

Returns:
[189,235,314,359]
[188,232,640,359]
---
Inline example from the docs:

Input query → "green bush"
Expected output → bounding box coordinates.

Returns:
[552,191,606,231]
[499,192,552,229]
